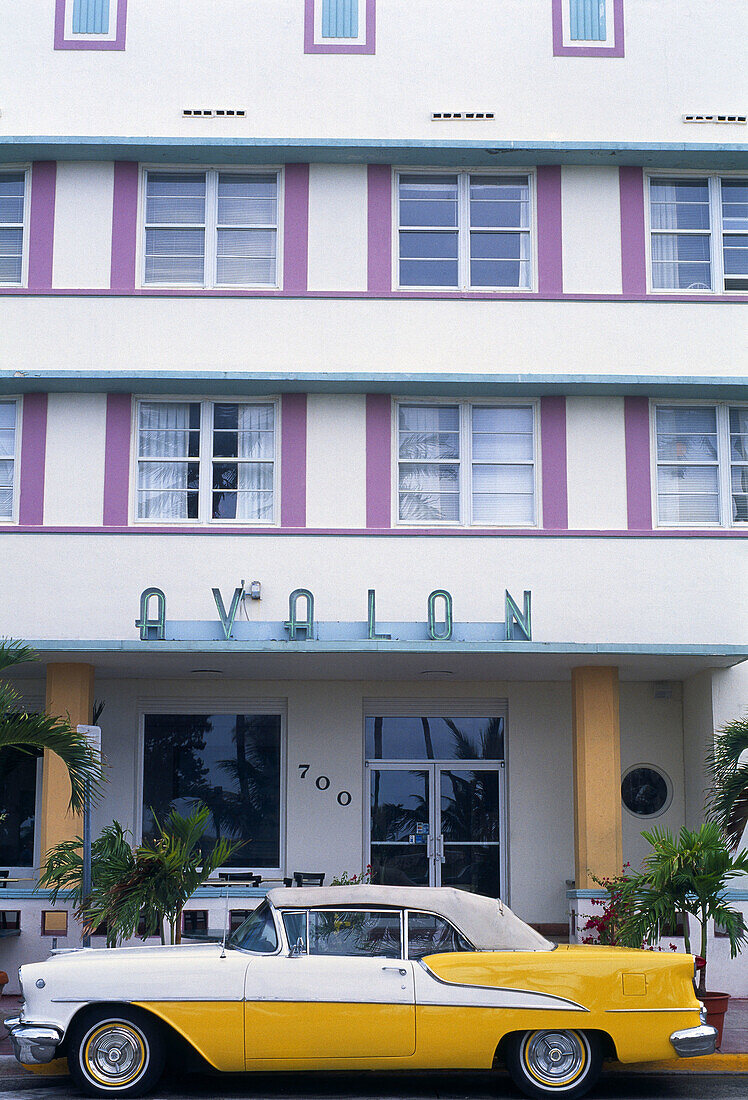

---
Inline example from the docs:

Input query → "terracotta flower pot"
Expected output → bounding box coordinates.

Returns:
[702,991,730,1049]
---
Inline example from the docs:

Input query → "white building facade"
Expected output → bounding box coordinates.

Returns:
[0,0,746,992]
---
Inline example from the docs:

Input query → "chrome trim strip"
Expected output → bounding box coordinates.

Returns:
[606,1007,701,1013]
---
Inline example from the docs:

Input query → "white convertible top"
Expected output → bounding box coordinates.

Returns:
[266,885,552,952]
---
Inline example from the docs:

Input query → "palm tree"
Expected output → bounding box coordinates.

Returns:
[707,715,748,851]
[0,640,102,813]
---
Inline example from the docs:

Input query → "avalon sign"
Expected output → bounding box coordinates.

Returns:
[135,587,532,644]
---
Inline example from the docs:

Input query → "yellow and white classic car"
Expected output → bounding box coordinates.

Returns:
[7,885,715,1099]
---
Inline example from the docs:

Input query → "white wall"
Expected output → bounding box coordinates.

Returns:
[1,532,744,645]
[43,393,107,525]
[561,167,622,295]
[619,681,686,871]
[52,162,114,289]
[2,296,743,377]
[1,0,745,142]
[307,165,368,292]
[305,394,367,527]
[565,397,628,529]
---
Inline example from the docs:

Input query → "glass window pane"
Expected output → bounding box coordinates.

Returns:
[399,231,459,260]
[472,433,534,461]
[399,406,459,432]
[472,492,534,524]
[0,228,23,284]
[217,174,277,226]
[399,464,459,493]
[216,229,276,286]
[472,406,533,433]
[142,714,282,867]
[650,179,710,229]
[365,716,504,761]
[472,465,534,493]
[0,748,37,866]
[308,911,401,958]
[656,406,717,434]
[721,180,748,230]
[407,912,472,959]
[400,259,459,287]
[282,911,307,951]
[145,228,205,285]
[399,175,458,227]
[0,402,16,430]
[146,173,206,224]
[730,465,748,522]
[470,176,529,228]
[229,900,278,953]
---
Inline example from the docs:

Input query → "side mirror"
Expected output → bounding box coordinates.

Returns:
[289,937,305,958]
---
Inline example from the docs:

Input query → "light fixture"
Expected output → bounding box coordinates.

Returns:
[190,669,223,679]
[420,670,454,680]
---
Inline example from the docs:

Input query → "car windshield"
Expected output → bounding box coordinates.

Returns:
[228,900,278,953]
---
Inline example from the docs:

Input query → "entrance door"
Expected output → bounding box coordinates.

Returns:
[368,763,504,894]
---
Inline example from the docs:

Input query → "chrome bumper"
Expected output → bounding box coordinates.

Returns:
[4,1016,62,1065]
[670,1024,718,1058]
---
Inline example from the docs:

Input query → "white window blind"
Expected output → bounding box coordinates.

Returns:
[398,173,531,290]
[0,401,17,519]
[144,171,278,288]
[398,403,536,526]
[655,404,747,526]
[136,400,276,523]
[649,175,748,293]
[0,173,25,286]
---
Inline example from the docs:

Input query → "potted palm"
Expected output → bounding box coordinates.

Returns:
[617,823,748,1047]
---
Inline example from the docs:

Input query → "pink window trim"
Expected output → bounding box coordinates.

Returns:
[110,161,139,290]
[28,162,56,291]
[366,394,391,527]
[103,393,132,525]
[620,166,647,296]
[280,394,307,527]
[367,165,392,293]
[54,0,128,50]
[536,166,563,296]
[552,0,625,57]
[304,0,376,54]
[283,164,310,293]
[624,396,653,530]
[540,396,568,529]
[18,394,48,525]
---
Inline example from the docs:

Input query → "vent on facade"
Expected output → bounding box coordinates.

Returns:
[683,113,746,124]
[431,112,495,121]
[183,109,246,118]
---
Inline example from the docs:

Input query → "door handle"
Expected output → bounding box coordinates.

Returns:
[436,835,445,863]
[382,966,407,976]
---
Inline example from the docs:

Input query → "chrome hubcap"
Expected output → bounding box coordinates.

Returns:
[88,1026,144,1082]
[524,1030,586,1086]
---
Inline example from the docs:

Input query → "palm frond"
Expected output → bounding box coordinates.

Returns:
[706,716,748,850]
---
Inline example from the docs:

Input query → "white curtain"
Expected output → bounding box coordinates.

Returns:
[235,404,273,520]
[138,403,192,519]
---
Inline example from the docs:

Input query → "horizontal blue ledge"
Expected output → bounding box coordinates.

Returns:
[1,372,747,400]
[1,137,747,169]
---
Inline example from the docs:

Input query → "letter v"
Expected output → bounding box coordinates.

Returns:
[212,587,244,640]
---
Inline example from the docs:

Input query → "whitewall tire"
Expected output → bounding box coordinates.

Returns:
[68,1008,165,1098]
[506,1029,602,1099]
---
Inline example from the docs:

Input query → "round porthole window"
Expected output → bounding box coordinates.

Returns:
[621,765,672,818]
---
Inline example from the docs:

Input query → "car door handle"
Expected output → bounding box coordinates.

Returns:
[382,966,407,976]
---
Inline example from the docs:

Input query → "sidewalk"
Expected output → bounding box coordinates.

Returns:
[0,995,746,1076]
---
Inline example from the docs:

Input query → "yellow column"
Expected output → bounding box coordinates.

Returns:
[571,666,623,889]
[39,663,95,861]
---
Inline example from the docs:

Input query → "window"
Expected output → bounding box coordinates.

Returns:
[142,713,283,869]
[569,0,607,41]
[0,748,37,867]
[397,403,537,525]
[55,0,126,48]
[322,0,358,37]
[73,0,111,33]
[143,170,279,288]
[0,174,26,287]
[621,765,672,819]
[308,910,402,957]
[230,901,279,953]
[648,176,748,292]
[397,173,532,290]
[0,400,18,520]
[654,404,748,526]
[135,399,276,523]
[406,912,472,959]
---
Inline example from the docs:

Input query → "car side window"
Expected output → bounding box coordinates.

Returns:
[407,911,472,959]
[308,909,402,958]
[282,911,307,952]
[229,900,279,953]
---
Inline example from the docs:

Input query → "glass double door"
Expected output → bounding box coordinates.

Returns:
[368,763,504,896]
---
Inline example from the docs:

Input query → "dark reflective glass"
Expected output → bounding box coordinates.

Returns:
[441,844,500,896]
[308,910,401,957]
[366,716,504,761]
[229,900,278,952]
[0,747,36,866]
[143,713,281,865]
[407,912,472,959]
[621,767,670,817]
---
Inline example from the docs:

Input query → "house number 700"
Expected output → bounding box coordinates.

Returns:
[298,764,352,806]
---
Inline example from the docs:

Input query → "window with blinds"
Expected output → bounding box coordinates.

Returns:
[0,173,25,287]
[397,173,532,290]
[397,403,537,526]
[136,400,276,523]
[648,175,748,293]
[322,0,359,38]
[569,0,607,41]
[0,401,17,521]
[72,0,111,34]
[655,404,748,526]
[143,170,279,288]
